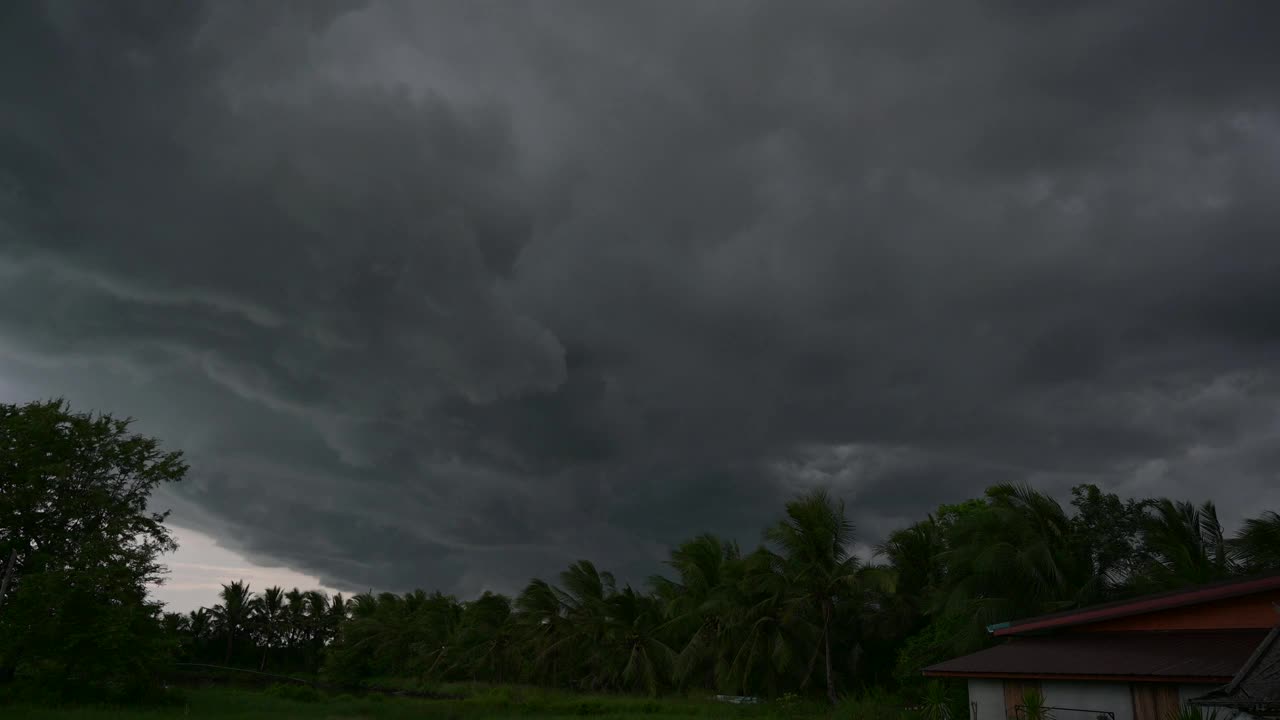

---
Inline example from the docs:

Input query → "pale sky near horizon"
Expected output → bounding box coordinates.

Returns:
[152,525,340,614]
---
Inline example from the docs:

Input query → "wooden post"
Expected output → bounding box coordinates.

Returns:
[0,548,16,612]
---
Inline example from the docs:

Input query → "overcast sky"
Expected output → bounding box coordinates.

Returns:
[3,1,1280,610]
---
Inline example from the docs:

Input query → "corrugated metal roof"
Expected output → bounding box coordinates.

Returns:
[924,631,1269,681]
[1194,621,1280,712]
[992,573,1280,637]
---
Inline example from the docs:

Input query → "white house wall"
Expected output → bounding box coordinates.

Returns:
[966,680,1228,720]
[1041,681,1135,720]
[969,679,1006,720]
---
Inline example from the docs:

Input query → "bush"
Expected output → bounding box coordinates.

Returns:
[571,699,609,715]
[894,615,968,691]
[263,682,323,703]
[837,689,912,720]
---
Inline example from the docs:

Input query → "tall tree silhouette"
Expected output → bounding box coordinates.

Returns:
[254,586,285,670]
[764,488,860,705]
[211,581,255,665]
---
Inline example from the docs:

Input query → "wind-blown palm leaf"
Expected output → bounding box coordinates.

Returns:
[1231,511,1280,572]
[1138,499,1235,590]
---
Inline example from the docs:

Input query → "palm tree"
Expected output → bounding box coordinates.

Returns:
[719,547,810,698]
[653,534,744,692]
[551,560,616,690]
[254,586,285,670]
[324,591,383,681]
[936,484,1099,651]
[210,580,254,665]
[323,592,348,647]
[188,607,211,641]
[764,488,860,705]
[516,579,567,684]
[415,591,464,679]
[284,588,308,652]
[606,586,675,696]
[1138,499,1235,590]
[449,592,520,683]
[876,516,945,610]
[299,590,331,671]
[326,589,462,680]
[1231,511,1280,573]
[162,612,191,658]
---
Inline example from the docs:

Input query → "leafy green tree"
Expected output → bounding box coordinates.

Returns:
[1070,484,1151,591]
[893,613,968,688]
[0,400,184,699]
[2,566,173,700]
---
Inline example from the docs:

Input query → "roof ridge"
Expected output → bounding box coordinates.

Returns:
[990,573,1280,637]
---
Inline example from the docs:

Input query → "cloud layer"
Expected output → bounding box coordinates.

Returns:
[3,1,1280,595]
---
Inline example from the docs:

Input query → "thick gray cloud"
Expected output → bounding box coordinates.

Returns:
[3,0,1280,596]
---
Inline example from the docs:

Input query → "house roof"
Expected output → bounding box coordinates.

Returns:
[923,630,1268,682]
[989,573,1280,637]
[1193,616,1280,714]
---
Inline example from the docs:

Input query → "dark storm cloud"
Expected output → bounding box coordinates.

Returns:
[3,0,1280,596]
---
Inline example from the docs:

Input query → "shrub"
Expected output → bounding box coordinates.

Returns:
[837,689,912,720]
[264,682,323,703]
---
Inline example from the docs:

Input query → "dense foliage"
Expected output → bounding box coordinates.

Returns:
[4,399,1279,705]
[0,400,186,701]
[168,484,1280,704]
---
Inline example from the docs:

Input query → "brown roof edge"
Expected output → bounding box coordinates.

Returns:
[992,573,1280,637]
[923,671,1237,684]
[923,630,1267,682]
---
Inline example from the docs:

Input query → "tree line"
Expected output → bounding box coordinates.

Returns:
[165,584,349,675]
[3,400,1280,704]
[170,484,1280,705]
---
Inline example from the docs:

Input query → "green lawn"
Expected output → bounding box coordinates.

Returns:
[3,685,838,719]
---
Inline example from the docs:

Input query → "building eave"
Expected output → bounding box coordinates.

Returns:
[992,573,1280,638]
[923,670,1237,683]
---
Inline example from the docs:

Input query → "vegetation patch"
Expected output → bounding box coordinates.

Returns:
[3,400,1280,712]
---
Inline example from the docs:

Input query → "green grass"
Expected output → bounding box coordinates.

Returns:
[2,684,838,719]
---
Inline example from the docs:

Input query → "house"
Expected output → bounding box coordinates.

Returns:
[1192,614,1280,718]
[923,574,1280,720]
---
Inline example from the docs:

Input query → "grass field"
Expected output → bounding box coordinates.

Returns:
[2,684,842,719]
